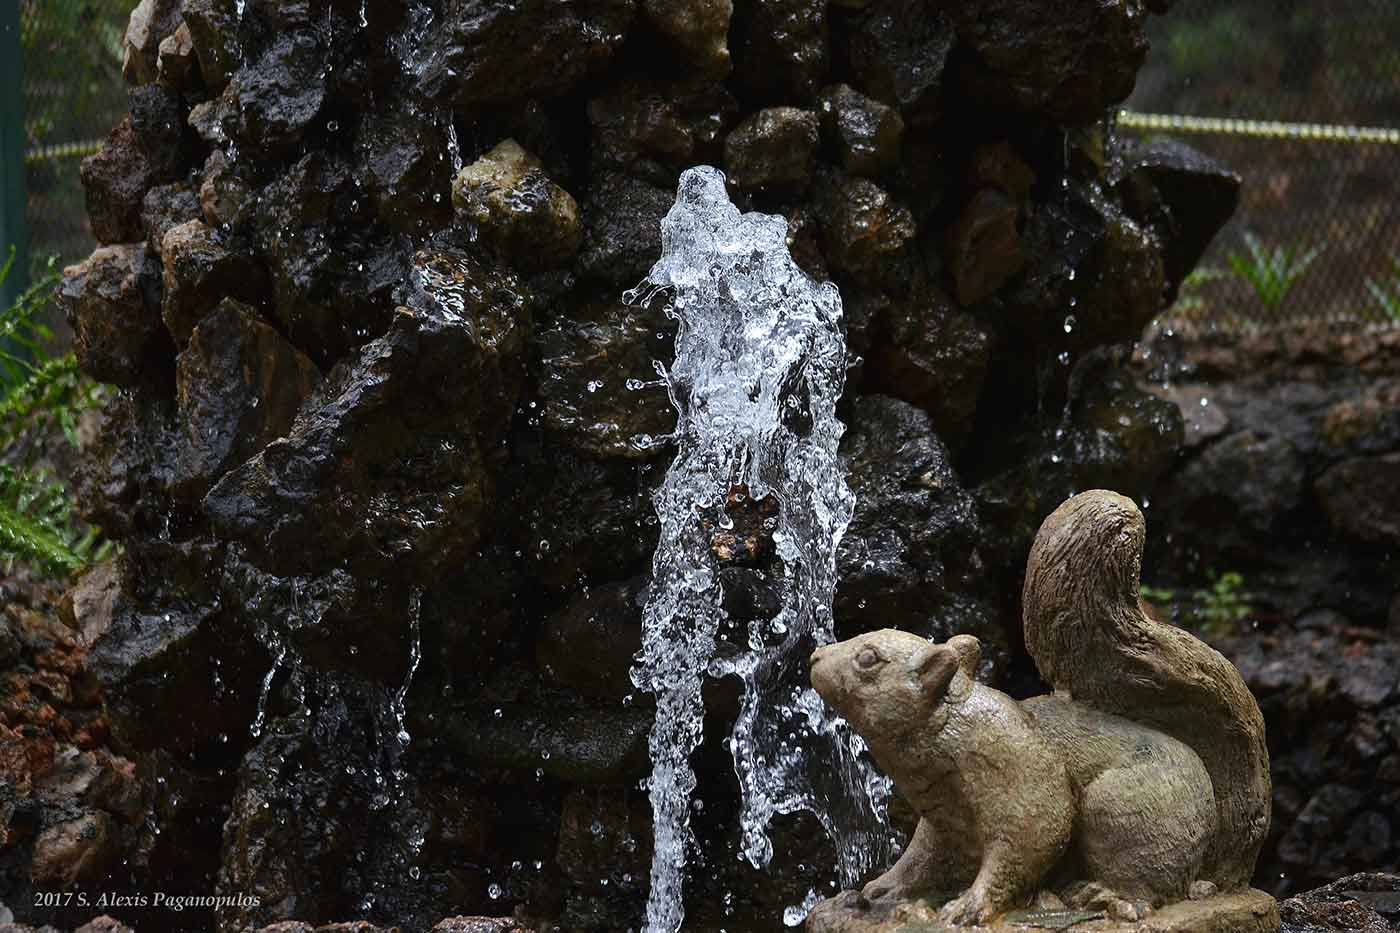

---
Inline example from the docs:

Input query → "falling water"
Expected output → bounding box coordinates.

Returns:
[630,167,896,933]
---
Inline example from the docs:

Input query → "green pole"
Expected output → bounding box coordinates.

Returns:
[1,0,30,389]
[1,0,29,310]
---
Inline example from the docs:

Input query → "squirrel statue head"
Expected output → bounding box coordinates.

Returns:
[810,630,981,753]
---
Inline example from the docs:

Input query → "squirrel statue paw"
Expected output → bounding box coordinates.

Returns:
[938,885,998,927]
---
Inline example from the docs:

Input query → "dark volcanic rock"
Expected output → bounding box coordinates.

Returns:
[75,392,180,540]
[731,0,828,103]
[723,107,820,192]
[948,0,1150,124]
[183,0,242,90]
[1316,453,1400,548]
[438,701,651,784]
[836,395,1006,671]
[418,0,636,109]
[59,242,169,390]
[157,23,201,93]
[641,0,732,78]
[847,0,954,125]
[1280,872,1400,933]
[1119,139,1241,301]
[946,187,1024,306]
[817,83,904,177]
[588,80,736,187]
[199,149,258,230]
[174,299,321,498]
[142,182,203,257]
[978,361,1184,565]
[1214,622,1400,893]
[577,172,673,286]
[81,118,157,245]
[814,173,916,281]
[537,578,647,703]
[204,251,529,577]
[85,538,268,758]
[1165,430,1307,545]
[862,287,992,447]
[355,102,454,237]
[216,672,440,932]
[506,443,660,589]
[254,153,409,364]
[1002,182,1165,350]
[128,84,197,182]
[430,921,530,933]
[160,219,271,346]
[535,301,676,459]
[221,31,328,156]
[555,787,651,930]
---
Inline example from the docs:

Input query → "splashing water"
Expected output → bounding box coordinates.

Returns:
[629,167,896,932]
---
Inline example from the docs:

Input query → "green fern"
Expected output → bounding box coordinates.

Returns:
[0,251,112,579]
[0,466,107,577]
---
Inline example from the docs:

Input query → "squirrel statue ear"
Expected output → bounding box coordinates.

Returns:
[947,634,982,679]
[912,644,958,701]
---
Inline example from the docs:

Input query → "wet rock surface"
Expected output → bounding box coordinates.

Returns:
[452,140,582,270]
[723,107,820,192]
[1143,329,1400,627]
[817,84,904,177]
[28,0,1268,929]
[173,299,321,497]
[58,243,169,391]
[1279,872,1400,933]
[1217,623,1400,894]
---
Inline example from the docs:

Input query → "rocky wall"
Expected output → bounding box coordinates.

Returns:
[1139,323,1400,896]
[8,0,1239,928]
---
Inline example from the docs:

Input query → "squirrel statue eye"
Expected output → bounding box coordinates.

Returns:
[855,647,881,669]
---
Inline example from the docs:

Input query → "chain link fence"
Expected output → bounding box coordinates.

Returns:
[19,0,131,278]
[1125,0,1400,333]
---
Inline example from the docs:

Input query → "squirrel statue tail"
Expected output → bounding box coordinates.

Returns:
[1021,490,1271,890]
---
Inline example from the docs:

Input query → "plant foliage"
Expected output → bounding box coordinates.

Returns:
[1365,255,1400,321]
[1226,232,1319,311]
[1140,570,1254,638]
[0,250,111,579]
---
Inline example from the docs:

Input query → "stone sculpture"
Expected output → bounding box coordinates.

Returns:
[806,490,1280,932]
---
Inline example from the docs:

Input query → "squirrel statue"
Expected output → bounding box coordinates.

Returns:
[807,489,1273,929]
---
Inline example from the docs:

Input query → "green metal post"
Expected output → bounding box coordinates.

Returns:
[1,0,29,310]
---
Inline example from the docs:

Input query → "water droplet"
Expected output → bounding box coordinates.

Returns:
[488,883,503,900]
[1063,315,1077,334]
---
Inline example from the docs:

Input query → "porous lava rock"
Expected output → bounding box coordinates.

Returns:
[58,242,168,390]
[723,107,821,192]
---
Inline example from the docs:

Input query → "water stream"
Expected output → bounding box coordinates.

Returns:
[629,167,896,933]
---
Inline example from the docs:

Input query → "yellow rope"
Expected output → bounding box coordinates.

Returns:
[1119,110,1400,144]
[23,139,105,164]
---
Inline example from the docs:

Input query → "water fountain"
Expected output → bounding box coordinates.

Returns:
[630,167,896,932]
[24,0,1254,929]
